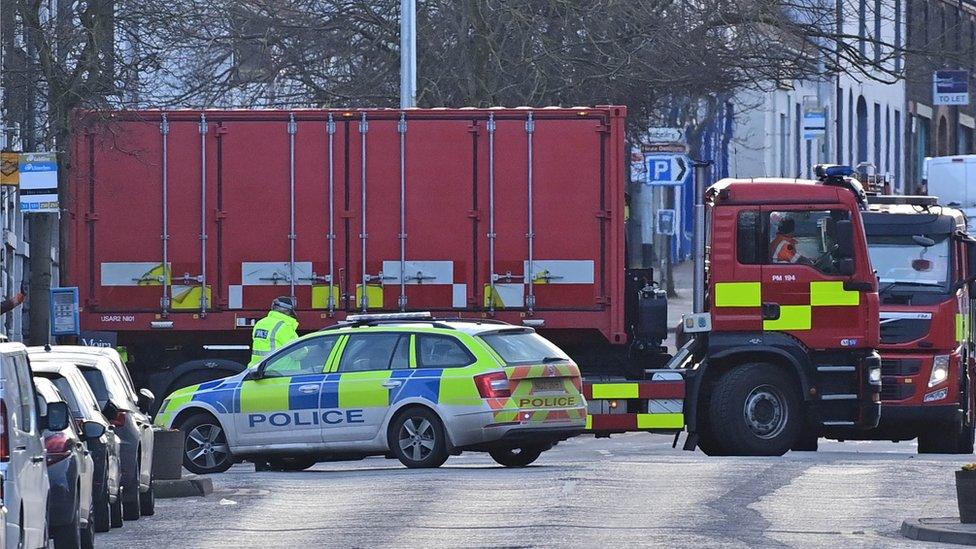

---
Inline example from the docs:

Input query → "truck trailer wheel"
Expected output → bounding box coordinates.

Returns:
[704,363,802,456]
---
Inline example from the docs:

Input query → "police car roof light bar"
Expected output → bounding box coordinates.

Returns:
[346,312,432,322]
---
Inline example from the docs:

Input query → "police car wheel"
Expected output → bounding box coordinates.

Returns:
[488,446,544,467]
[181,413,234,474]
[390,408,449,468]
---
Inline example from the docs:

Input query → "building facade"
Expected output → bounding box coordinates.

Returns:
[904,0,976,193]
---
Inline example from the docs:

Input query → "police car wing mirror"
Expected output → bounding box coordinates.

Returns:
[834,220,855,259]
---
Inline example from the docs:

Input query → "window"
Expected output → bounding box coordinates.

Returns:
[263,335,338,377]
[859,0,868,56]
[794,103,801,176]
[80,367,111,408]
[51,377,84,418]
[735,210,854,273]
[11,356,35,433]
[337,334,403,373]
[894,110,902,190]
[874,103,882,169]
[391,336,410,370]
[779,113,788,176]
[479,331,570,365]
[895,0,903,72]
[836,86,845,163]
[874,0,882,62]
[737,210,762,264]
[768,210,852,274]
[416,335,475,368]
[960,125,974,155]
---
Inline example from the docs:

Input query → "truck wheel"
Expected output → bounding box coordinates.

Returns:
[706,363,802,456]
[919,419,974,454]
[266,457,318,471]
[180,413,234,474]
[488,446,545,467]
[389,407,449,468]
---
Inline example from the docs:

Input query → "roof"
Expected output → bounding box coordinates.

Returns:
[864,204,967,234]
[30,360,85,375]
[709,177,850,206]
[319,319,529,337]
[27,347,113,367]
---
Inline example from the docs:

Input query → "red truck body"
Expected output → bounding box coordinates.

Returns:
[69,108,627,348]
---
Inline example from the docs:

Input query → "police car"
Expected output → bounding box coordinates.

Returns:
[155,313,587,472]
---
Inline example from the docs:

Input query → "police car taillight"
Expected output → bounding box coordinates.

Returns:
[474,372,511,398]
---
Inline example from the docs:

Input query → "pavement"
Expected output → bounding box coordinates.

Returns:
[100,435,970,548]
[902,518,976,545]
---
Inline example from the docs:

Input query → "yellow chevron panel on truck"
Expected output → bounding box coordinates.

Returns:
[810,281,859,306]
[636,413,684,429]
[591,383,639,399]
[714,282,762,307]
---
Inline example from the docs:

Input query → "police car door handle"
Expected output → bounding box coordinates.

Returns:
[298,384,319,394]
[761,302,781,320]
[381,380,402,389]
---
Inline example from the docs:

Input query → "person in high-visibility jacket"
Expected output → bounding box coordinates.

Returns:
[249,297,299,366]
[769,217,812,265]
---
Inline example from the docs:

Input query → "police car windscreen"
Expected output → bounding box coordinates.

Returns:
[480,331,570,365]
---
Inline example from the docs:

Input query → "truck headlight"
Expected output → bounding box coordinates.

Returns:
[869,367,882,383]
[929,355,950,388]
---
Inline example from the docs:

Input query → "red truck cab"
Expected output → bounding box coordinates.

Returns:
[853,197,976,454]
[688,172,882,455]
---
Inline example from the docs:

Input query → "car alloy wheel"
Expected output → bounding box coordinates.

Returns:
[186,423,230,471]
[398,417,436,463]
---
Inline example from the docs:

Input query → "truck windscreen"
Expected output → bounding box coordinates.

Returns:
[867,234,950,287]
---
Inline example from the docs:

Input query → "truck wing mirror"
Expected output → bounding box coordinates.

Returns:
[836,258,855,276]
[834,220,855,259]
[968,241,976,282]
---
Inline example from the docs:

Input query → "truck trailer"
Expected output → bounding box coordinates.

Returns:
[67,107,881,456]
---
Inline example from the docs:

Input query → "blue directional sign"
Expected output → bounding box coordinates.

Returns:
[645,154,690,187]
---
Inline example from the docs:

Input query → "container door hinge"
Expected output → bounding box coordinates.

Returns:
[84,212,99,222]
[596,123,610,133]
[596,296,611,305]
[595,210,611,219]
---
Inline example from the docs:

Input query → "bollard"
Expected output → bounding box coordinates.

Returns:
[152,428,185,481]
[957,470,976,524]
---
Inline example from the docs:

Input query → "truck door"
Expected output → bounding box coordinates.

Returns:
[760,207,868,348]
[709,206,763,331]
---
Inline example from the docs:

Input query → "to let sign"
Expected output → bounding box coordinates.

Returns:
[933,70,970,106]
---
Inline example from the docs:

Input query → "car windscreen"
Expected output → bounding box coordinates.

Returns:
[478,330,570,365]
[867,234,951,287]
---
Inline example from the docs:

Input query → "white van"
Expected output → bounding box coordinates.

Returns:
[0,342,70,548]
[925,155,976,228]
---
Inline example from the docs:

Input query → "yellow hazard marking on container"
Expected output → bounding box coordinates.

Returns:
[585,414,593,430]
[810,281,860,306]
[171,285,212,310]
[483,285,505,308]
[763,305,812,331]
[714,282,762,308]
[637,413,684,429]
[957,313,968,342]
[311,285,340,309]
[591,383,639,399]
[355,284,384,310]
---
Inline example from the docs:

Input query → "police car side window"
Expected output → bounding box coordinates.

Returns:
[338,334,402,373]
[416,335,476,369]
[263,336,338,377]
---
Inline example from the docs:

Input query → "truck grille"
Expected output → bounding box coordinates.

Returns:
[880,359,922,376]
[880,318,930,344]
[881,379,916,401]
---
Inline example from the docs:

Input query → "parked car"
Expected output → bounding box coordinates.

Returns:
[1,341,67,549]
[28,346,156,520]
[34,377,100,549]
[33,361,123,532]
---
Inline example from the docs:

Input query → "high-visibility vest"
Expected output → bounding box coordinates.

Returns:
[770,234,800,263]
[249,310,299,366]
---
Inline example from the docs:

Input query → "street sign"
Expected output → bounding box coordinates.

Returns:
[645,154,690,187]
[802,110,827,139]
[6,152,59,213]
[646,127,684,143]
[934,70,970,106]
[641,143,688,154]
[656,209,676,235]
[50,287,80,337]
